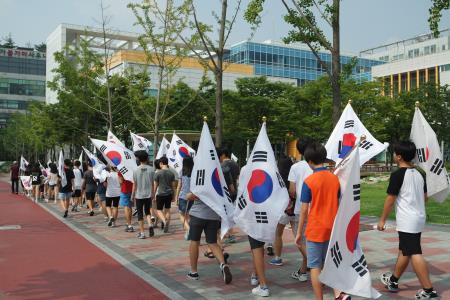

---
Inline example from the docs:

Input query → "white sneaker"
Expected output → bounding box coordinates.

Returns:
[252,285,270,297]
[291,271,308,282]
[250,274,259,286]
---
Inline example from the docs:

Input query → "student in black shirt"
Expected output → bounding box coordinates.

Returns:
[58,159,75,218]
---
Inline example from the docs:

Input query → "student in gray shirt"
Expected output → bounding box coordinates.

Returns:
[153,156,176,233]
[132,151,155,239]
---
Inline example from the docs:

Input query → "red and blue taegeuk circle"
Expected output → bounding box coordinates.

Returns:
[346,211,360,253]
[247,169,273,204]
[211,168,223,197]
[106,150,122,165]
[178,146,191,158]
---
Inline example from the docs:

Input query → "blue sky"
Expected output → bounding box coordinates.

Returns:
[1,0,450,54]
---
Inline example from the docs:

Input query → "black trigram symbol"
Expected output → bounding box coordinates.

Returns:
[138,142,144,148]
[276,172,285,188]
[255,211,268,224]
[172,149,176,156]
[352,254,368,277]
[430,158,444,175]
[416,148,426,163]
[119,166,128,175]
[174,163,179,169]
[210,150,215,160]
[224,186,233,203]
[344,120,355,129]
[359,140,373,150]
[223,204,228,215]
[353,184,361,201]
[124,151,131,159]
[196,169,205,185]
[32,176,38,181]
[100,145,107,152]
[176,140,183,145]
[238,195,247,210]
[165,143,170,149]
[331,242,343,268]
[252,151,267,162]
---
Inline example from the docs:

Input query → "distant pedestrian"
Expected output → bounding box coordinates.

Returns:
[58,159,75,218]
[132,151,155,239]
[119,171,134,232]
[153,157,176,233]
[105,166,121,227]
[82,160,97,216]
[31,163,42,202]
[176,157,194,240]
[10,161,19,194]
[72,160,83,211]
[47,163,59,202]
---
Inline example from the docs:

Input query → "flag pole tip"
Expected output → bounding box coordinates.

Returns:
[348,99,352,104]
[360,134,367,141]
[203,116,208,122]
[262,116,267,122]
[415,101,420,107]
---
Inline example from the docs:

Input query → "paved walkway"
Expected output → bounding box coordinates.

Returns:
[1,178,450,299]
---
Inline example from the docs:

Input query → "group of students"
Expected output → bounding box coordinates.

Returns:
[9,139,440,299]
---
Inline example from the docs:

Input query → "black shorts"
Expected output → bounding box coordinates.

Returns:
[188,215,221,244]
[136,198,152,221]
[105,196,120,208]
[48,184,56,190]
[156,194,172,210]
[398,231,422,256]
[72,189,82,197]
[248,235,265,250]
[85,192,96,200]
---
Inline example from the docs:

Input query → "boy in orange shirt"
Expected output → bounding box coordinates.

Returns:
[295,142,350,300]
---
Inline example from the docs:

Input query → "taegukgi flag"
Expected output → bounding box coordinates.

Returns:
[411,107,449,203]
[325,102,388,166]
[82,146,106,180]
[234,121,289,243]
[167,133,196,175]
[190,121,235,238]
[107,130,126,149]
[58,150,67,187]
[90,138,137,182]
[320,147,381,299]
[20,176,32,191]
[156,136,171,159]
[130,131,153,154]
[20,155,29,171]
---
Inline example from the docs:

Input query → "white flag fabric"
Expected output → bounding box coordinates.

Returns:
[156,137,171,159]
[90,138,137,182]
[233,122,289,243]
[20,155,29,171]
[38,161,48,178]
[130,131,153,154]
[20,176,32,191]
[231,153,238,162]
[107,130,126,149]
[167,133,196,175]
[411,107,449,202]
[190,122,235,238]
[320,148,381,299]
[82,146,106,180]
[78,151,84,172]
[58,150,67,187]
[325,103,388,166]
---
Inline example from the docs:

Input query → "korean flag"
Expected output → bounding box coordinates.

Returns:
[234,121,289,243]
[82,146,106,180]
[320,148,381,299]
[156,136,171,159]
[91,138,137,182]
[167,133,196,175]
[325,102,388,166]
[190,121,235,238]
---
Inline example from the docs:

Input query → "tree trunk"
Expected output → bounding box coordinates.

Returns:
[331,0,341,126]
[215,70,223,148]
[153,66,164,158]
[214,0,227,148]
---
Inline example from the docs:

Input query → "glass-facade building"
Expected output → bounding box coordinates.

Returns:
[227,41,383,85]
[0,47,46,128]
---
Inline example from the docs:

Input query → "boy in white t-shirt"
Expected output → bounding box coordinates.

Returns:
[71,160,83,212]
[268,138,312,283]
[377,141,439,300]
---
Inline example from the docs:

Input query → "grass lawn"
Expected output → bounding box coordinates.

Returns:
[361,180,450,225]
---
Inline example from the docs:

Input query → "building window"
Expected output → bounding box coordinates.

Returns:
[431,45,436,54]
